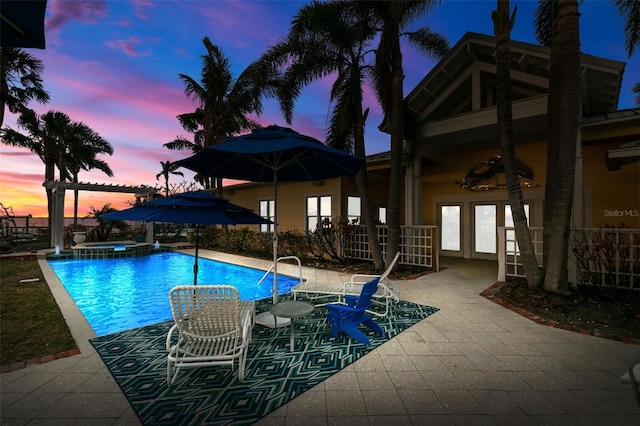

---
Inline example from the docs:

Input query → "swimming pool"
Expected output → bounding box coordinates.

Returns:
[48,252,300,336]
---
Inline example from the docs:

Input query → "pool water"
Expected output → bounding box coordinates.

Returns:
[48,252,300,336]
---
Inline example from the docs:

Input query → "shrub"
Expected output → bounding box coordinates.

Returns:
[572,223,640,291]
[199,220,358,265]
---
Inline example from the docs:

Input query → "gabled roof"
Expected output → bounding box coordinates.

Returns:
[406,32,626,125]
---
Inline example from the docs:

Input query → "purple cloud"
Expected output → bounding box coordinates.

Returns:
[132,0,155,20]
[103,36,151,57]
[47,0,108,32]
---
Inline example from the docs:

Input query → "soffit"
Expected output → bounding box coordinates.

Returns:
[404,32,626,150]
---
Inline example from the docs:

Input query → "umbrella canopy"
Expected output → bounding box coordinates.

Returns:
[100,191,272,285]
[176,125,365,309]
[101,190,271,226]
[176,125,364,182]
[1,1,47,49]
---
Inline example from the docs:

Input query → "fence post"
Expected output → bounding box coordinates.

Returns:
[497,226,506,281]
[432,227,440,272]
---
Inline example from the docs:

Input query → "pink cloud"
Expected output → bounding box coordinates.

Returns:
[115,18,133,28]
[103,36,151,57]
[132,0,155,20]
[177,2,289,51]
[46,0,108,36]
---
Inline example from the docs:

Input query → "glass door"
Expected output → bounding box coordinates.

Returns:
[474,204,497,259]
[440,205,461,254]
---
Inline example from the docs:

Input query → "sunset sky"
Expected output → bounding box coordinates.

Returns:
[1,0,638,218]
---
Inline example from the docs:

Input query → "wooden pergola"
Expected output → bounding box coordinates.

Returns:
[42,181,157,248]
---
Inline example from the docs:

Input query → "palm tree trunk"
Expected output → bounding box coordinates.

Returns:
[493,0,543,288]
[543,0,581,294]
[73,172,79,226]
[386,20,404,270]
[45,159,56,239]
[354,109,384,271]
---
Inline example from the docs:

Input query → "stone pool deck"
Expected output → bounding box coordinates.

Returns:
[1,250,639,424]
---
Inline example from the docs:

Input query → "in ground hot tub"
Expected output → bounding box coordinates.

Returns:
[71,241,154,259]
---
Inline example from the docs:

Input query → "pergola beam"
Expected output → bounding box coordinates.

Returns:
[43,181,157,248]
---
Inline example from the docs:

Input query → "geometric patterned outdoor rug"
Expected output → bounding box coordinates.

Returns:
[90,295,439,425]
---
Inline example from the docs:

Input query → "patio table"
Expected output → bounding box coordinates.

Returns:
[270,300,315,351]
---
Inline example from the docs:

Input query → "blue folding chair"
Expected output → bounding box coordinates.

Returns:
[325,277,385,345]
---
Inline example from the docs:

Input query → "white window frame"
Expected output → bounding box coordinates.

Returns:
[347,196,361,225]
[378,206,387,225]
[306,195,332,232]
[259,199,275,233]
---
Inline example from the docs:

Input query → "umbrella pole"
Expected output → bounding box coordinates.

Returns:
[272,175,278,304]
[193,224,199,285]
[254,175,290,328]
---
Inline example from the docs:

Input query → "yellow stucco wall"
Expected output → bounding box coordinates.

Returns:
[421,141,548,226]
[224,178,345,233]
[221,125,638,231]
[416,136,638,229]
[582,144,639,228]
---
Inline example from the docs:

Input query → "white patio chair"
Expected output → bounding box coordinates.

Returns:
[292,252,401,317]
[166,285,255,386]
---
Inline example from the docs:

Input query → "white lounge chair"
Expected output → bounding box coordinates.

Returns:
[292,252,401,317]
[166,285,255,386]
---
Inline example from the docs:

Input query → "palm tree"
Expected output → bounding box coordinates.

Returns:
[492,0,543,289]
[170,37,265,197]
[164,132,210,187]
[156,160,184,197]
[0,47,49,127]
[61,121,114,225]
[542,0,582,295]
[1,110,113,232]
[357,1,448,269]
[251,0,388,269]
[612,0,640,105]
[612,0,640,58]
[533,0,640,293]
[1,110,71,232]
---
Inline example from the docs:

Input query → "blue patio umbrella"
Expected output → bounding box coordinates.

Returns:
[100,191,272,285]
[175,125,365,324]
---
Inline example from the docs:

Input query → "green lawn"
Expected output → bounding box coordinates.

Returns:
[0,258,77,365]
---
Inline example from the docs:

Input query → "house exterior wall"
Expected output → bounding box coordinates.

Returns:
[347,168,397,224]
[416,121,638,258]
[582,143,639,228]
[224,178,344,233]
[222,123,638,240]
[421,141,548,227]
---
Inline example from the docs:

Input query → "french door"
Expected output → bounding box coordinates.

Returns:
[439,202,530,259]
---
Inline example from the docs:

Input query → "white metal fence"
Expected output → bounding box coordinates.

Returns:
[498,226,639,290]
[344,225,439,271]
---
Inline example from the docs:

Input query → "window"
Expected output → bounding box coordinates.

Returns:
[505,204,530,227]
[505,204,530,253]
[378,206,387,224]
[259,199,275,232]
[306,195,332,231]
[347,196,361,224]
